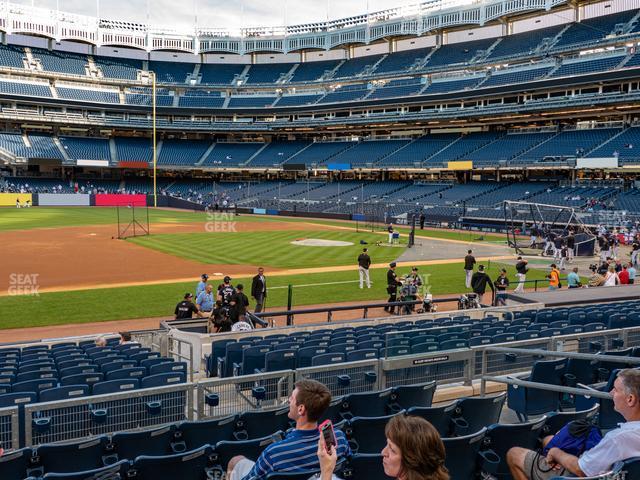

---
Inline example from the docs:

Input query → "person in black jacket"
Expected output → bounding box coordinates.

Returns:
[174,293,203,320]
[230,284,250,324]
[385,262,403,314]
[357,248,372,289]
[494,269,509,306]
[471,265,494,304]
[514,256,528,293]
[251,267,267,313]
[464,250,476,288]
[419,212,425,230]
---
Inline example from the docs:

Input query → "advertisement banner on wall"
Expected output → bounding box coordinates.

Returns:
[0,193,32,206]
[94,194,146,207]
[38,194,91,206]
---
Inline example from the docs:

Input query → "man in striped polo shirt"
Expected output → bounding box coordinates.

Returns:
[228,379,351,480]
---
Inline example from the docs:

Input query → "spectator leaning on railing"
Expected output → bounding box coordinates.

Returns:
[507,368,640,479]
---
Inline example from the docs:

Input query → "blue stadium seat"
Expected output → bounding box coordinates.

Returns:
[346,349,378,362]
[345,414,399,454]
[479,417,547,478]
[311,353,345,366]
[208,339,236,377]
[212,433,282,471]
[106,367,147,381]
[297,347,329,368]
[262,349,297,373]
[130,351,161,363]
[405,402,457,437]
[61,372,104,387]
[101,360,138,373]
[140,357,175,370]
[41,459,130,480]
[37,436,110,474]
[0,447,34,480]
[540,404,599,439]
[111,425,176,460]
[234,406,291,440]
[508,358,567,421]
[92,378,139,395]
[176,415,237,451]
[218,342,252,378]
[58,359,93,372]
[388,380,436,413]
[39,385,89,402]
[131,445,211,480]
[340,453,386,480]
[442,428,486,480]
[15,371,57,383]
[340,388,393,419]
[575,371,624,430]
[140,372,186,388]
[452,393,506,436]
[149,362,187,376]
[12,378,57,394]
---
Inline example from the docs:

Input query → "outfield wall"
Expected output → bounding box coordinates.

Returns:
[95,193,146,206]
[37,193,90,206]
[0,193,31,206]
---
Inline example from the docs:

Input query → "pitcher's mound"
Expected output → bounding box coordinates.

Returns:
[291,238,354,247]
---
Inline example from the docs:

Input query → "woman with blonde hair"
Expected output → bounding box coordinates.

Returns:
[603,265,620,287]
[318,414,449,480]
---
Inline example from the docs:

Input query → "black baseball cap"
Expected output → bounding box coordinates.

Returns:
[184,293,193,299]
[390,262,397,268]
[224,276,232,283]
[201,273,209,279]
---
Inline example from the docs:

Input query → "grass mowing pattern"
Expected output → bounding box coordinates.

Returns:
[0,262,552,329]
[127,230,403,268]
[0,207,207,231]
[0,207,507,243]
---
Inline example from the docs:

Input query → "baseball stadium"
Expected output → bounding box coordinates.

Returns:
[1,0,640,478]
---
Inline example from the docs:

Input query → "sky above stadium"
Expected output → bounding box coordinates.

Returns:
[15,0,460,31]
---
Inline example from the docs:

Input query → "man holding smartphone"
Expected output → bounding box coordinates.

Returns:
[227,379,351,480]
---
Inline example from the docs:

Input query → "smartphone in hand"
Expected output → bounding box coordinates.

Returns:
[318,420,337,452]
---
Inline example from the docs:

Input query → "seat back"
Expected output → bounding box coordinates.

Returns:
[39,385,89,403]
[390,381,436,410]
[342,388,392,419]
[481,417,547,476]
[37,436,109,473]
[213,433,282,471]
[453,393,506,436]
[177,415,237,451]
[442,428,486,480]
[235,406,291,440]
[132,445,210,480]
[264,349,297,373]
[140,372,186,388]
[111,425,175,460]
[405,402,457,437]
[42,459,130,480]
[346,414,398,454]
[92,378,139,395]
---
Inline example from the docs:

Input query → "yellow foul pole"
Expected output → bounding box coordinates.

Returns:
[152,71,157,207]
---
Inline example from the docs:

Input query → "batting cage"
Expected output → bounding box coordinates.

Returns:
[503,200,596,256]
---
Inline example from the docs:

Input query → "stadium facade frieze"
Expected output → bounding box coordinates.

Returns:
[0,0,567,54]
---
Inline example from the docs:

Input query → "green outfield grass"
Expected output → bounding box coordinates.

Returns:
[127,230,404,268]
[0,262,552,329]
[0,206,207,231]
[0,206,507,244]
